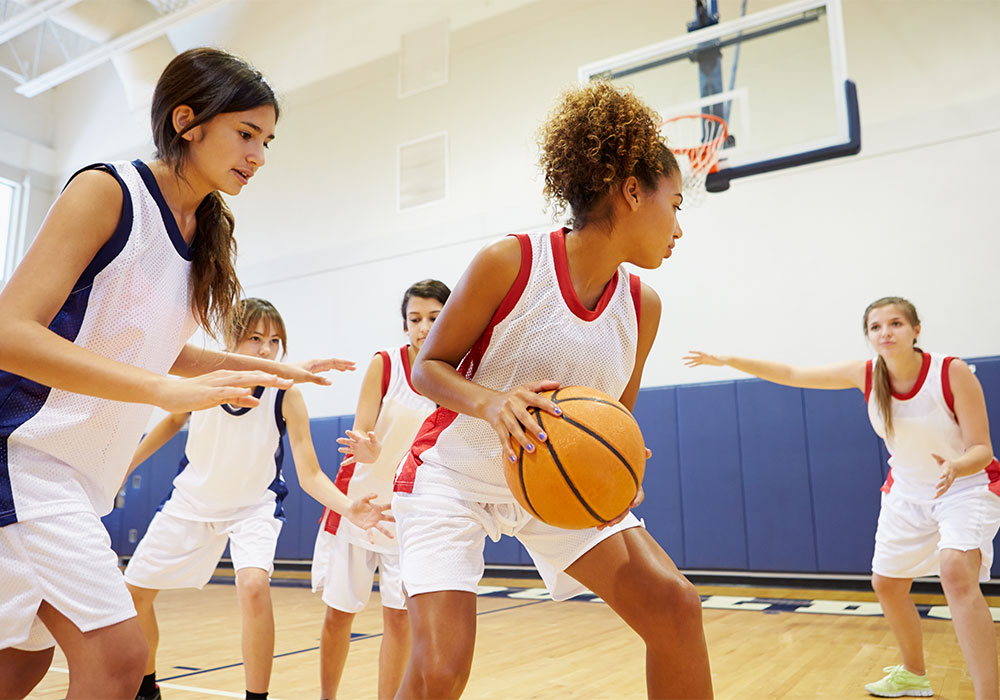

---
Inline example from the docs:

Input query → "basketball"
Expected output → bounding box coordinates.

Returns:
[504,385,646,529]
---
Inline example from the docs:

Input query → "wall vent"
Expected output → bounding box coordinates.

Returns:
[398,132,448,211]
[398,20,449,98]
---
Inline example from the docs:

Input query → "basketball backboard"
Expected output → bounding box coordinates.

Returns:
[579,0,860,193]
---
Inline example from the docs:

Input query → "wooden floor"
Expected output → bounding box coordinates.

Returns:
[27,575,999,699]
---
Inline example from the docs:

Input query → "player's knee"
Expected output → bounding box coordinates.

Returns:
[871,574,904,599]
[99,637,148,693]
[0,647,54,698]
[409,644,472,697]
[383,607,409,634]
[939,555,980,600]
[630,575,703,640]
[237,575,272,612]
[323,605,354,632]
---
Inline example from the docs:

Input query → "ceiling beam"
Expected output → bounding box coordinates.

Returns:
[0,0,84,45]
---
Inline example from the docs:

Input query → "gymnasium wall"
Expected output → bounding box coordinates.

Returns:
[6,0,990,420]
[105,353,1000,578]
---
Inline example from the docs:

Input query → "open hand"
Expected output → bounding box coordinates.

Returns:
[346,493,395,543]
[156,370,292,412]
[683,351,726,368]
[338,429,381,466]
[932,453,956,498]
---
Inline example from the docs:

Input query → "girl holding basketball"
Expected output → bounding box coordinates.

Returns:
[391,82,712,699]
[312,279,450,700]
[0,49,351,699]
[124,298,390,700]
[686,296,999,700]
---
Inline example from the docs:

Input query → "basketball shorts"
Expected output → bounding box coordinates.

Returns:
[0,510,135,651]
[124,510,282,590]
[392,491,642,600]
[872,487,1000,581]
[311,529,405,612]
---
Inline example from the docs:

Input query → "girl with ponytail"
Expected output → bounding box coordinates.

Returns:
[0,48,352,699]
[686,297,999,699]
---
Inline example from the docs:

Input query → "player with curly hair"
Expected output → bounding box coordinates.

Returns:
[390,82,712,699]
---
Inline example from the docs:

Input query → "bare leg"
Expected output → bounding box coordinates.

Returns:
[36,600,147,699]
[379,606,411,700]
[0,645,55,698]
[871,574,926,675]
[319,606,355,699]
[566,527,713,699]
[394,591,477,699]
[236,567,274,695]
[939,549,998,700]
[126,583,161,676]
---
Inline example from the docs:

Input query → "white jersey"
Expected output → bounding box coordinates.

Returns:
[320,345,435,553]
[160,386,288,522]
[395,229,641,502]
[0,159,198,525]
[866,351,1000,502]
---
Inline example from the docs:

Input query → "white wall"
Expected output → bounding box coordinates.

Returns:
[9,0,1000,417]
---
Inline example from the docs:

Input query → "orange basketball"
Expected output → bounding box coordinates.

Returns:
[504,385,646,529]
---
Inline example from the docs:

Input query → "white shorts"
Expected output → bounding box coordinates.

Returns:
[311,529,405,612]
[0,511,135,651]
[392,492,642,601]
[872,488,1000,581]
[124,510,282,590]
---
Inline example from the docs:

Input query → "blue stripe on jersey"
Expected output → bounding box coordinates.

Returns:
[220,386,265,416]
[269,389,288,521]
[0,165,134,525]
[132,160,192,261]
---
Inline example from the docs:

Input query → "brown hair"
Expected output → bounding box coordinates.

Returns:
[537,81,679,228]
[151,47,279,340]
[401,279,451,331]
[863,296,921,438]
[225,298,287,359]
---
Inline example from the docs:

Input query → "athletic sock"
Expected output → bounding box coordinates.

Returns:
[246,692,268,700]
[138,673,158,697]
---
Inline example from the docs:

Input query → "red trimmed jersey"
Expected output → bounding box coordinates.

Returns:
[322,345,435,552]
[866,351,1000,501]
[394,228,641,503]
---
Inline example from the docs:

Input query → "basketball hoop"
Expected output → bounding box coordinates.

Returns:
[660,114,728,205]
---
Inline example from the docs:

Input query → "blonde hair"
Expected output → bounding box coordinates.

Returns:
[225,298,287,358]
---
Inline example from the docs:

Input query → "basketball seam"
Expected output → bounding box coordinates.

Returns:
[518,408,543,520]
[552,396,631,416]
[558,414,639,489]
[537,410,605,525]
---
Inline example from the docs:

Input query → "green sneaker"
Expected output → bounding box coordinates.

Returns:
[865,665,933,697]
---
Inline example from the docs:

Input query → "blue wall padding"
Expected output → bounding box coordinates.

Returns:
[802,388,884,572]
[736,380,818,572]
[676,382,749,569]
[633,387,685,564]
[110,356,1000,579]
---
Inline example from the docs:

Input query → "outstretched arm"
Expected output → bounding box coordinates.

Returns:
[0,170,290,412]
[283,387,392,540]
[170,344,356,385]
[684,351,866,392]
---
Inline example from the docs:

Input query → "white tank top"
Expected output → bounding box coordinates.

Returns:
[866,351,1000,502]
[0,159,198,525]
[395,229,641,503]
[160,386,288,522]
[321,345,435,552]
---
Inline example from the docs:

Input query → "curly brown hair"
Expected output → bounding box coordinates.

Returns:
[538,81,678,227]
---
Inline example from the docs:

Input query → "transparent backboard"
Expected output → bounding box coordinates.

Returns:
[579,0,860,192]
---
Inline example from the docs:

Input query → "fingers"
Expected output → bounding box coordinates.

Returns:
[207,370,292,389]
[223,390,261,408]
[645,448,652,459]
[521,382,562,417]
[930,453,945,465]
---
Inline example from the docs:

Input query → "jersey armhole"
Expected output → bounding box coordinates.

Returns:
[274,389,287,436]
[629,274,642,329]
[489,233,532,328]
[66,163,133,292]
[942,356,957,417]
[378,350,391,399]
[864,359,873,402]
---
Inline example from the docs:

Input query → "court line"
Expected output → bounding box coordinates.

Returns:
[44,668,287,700]
[152,599,548,683]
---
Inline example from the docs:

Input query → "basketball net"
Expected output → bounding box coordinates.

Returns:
[660,114,728,206]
